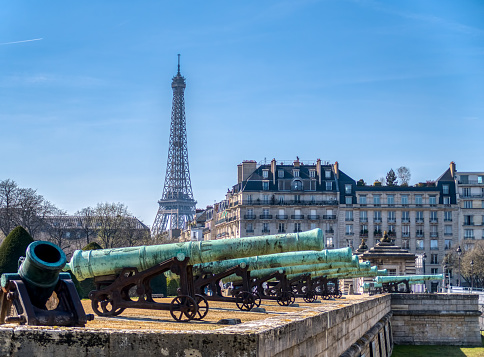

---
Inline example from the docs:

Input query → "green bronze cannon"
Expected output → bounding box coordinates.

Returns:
[67,228,324,280]
[374,274,444,293]
[65,229,324,321]
[0,241,93,326]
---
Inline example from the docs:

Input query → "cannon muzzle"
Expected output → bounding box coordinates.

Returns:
[1,241,67,309]
[374,274,443,284]
[67,229,324,280]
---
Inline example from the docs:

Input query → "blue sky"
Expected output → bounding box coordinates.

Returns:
[1,0,483,226]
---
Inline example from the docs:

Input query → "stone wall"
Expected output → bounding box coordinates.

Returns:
[391,293,482,346]
[0,296,391,357]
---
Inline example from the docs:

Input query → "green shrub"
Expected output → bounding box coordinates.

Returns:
[166,278,179,296]
[0,226,34,275]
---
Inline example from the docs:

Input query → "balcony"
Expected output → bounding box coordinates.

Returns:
[458,180,484,185]
[360,231,368,237]
[345,217,354,221]
[444,232,453,236]
[360,217,368,223]
[246,229,254,233]
[444,218,452,222]
[308,215,320,220]
[259,214,273,219]
[244,214,256,220]
[374,218,382,223]
[464,236,475,240]
[402,219,410,223]
[291,215,304,219]
[388,218,396,223]
[276,214,288,219]
[402,233,410,237]
[278,230,286,233]
[374,231,382,238]
[262,229,270,234]
[325,229,334,234]
[416,219,424,224]
[323,215,336,220]
[464,222,474,226]
[416,232,424,238]
[345,232,355,236]
[430,218,438,223]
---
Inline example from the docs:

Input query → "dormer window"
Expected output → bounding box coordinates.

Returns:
[278,170,284,178]
[325,170,331,178]
[262,170,269,178]
[293,169,300,177]
[310,170,316,178]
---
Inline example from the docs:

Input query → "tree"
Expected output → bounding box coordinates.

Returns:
[0,179,58,238]
[120,216,150,247]
[445,242,484,289]
[95,202,130,248]
[75,206,97,245]
[397,166,411,186]
[44,208,70,251]
[0,226,34,274]
[386,169,398,186]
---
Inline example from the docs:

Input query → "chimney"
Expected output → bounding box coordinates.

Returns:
[316,159,322,185]
[294,157,300,168]
[333,161,339,179]
[241,160,257,182]
[237,164,242,184]
[450,161,456,178]
[271,158,277,185]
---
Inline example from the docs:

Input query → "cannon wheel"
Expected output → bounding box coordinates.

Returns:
[277,291,295,306]
[235,291,255,311]
[252,292,261,308]
[303,291,316,303]
[193,294,209,320]
[170,295,198,322]
[91,293,125,317]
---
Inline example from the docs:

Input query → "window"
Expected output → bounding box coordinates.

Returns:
[292,180,303,191]
[416,211,424,223]
[346,239,354,248]
[359,195,367,205]
[402,240,410,249]
[263,194,269,204]
[431,254,438,264]
[360,211,368,222]
[293,169,300,177]
[294,223,301,232]
[246,223,253,232]
[444,197,451,205]
[387,195,394,205]
[326,237,333,248]
[465,229,474,239]
[445,239,452,250]
[416,240,424,250]
[246,208,254,219]
[430,225,438,237]
[247,194,252,204]
[310,170,316,178]
[388,225,395,235]
[401,195,409,205]
[262,181,269,190]
[345,196,352,205]
[431,268,439,275]
[374,211,382,222]
[464,215,474,225]
[262,223,269,233]
[388,211,396,222]
[278,223,285,233]
[360,225,368,235]
[326,181,333,190]
[345,211,353,221]
[463,187,471,197]
[464,201,473,209]
[262,170,269,178]
[374,225,382,235]
[325,170,331,178]
[443,184,449,195]
[430,211,438,222]
[373,195,381,205]
[444,225,452,236]
[278,170,284,178]
[415,195,422,205]
[479,176,484,184]
[460,175,469,184]
[444,211,452,221]
[262,208,270,218]
[429,196,436,206]
[345,184,352,194]
[402,225,410,237]
[278,195,284,204]
[402,211,410,223]
[294,194,301,203]
[430,240,438,250]
[345,224,354,235]
[310,195,315,203]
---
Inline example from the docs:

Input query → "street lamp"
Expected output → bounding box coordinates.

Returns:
[456,246,462,287]
[422,253,427,274]
[443,264,448,293]
[471,260,474,292]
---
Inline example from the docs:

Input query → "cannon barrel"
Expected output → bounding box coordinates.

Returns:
[192,247,353,276]
[222,260,370,283]
[67,229,324,280]
[1,241,67,308]
[374,274,443,284]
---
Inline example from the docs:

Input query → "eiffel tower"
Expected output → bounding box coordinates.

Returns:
[152,55,196,236]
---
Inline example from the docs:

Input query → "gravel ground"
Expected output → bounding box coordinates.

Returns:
[81,294,377,331]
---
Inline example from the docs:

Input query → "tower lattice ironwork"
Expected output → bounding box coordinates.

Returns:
[152,55,196,236]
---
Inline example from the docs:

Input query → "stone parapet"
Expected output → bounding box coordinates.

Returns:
[391,293,482,346]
